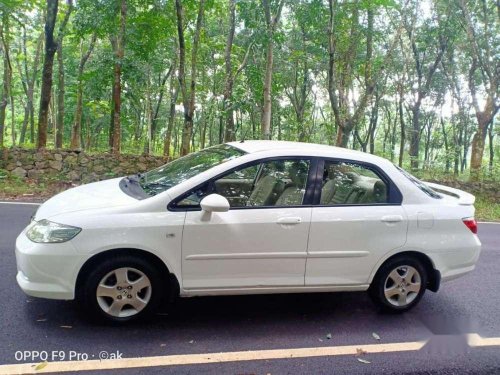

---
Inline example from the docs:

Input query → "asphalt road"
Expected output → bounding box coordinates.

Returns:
[0,202,499,374]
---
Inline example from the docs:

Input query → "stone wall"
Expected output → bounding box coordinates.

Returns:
[1,148,169,183]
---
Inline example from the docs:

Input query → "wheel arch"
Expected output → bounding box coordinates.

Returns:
[369,250,441,292]
[75,248,180,301]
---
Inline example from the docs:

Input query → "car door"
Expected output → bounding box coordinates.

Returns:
[305,159,408,286]
[175,157,316,290]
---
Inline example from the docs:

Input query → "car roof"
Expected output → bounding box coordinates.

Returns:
[227,140,388,164]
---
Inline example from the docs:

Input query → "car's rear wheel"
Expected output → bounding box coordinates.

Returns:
[79,255,164,323]
[369,256,427,312]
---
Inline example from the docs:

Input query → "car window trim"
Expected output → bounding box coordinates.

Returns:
[168,156,320,212]
[311,157,403,206]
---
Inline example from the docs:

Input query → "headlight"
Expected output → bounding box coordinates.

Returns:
[26,219,81,243]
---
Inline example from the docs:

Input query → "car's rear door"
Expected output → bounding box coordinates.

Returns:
[176,157,317,290]
[305,159,408,286]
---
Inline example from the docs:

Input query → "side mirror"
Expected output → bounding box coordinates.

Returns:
[200,194,230,213]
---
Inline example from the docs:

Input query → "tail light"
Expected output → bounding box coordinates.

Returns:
[463,218,478,234]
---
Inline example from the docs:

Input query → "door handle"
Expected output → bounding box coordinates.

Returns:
[276,217,302,225]
[381,215,403,223]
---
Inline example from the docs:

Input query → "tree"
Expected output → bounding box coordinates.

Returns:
[326,0,402,148]
[403,2,448,170]
[37,0,72,149]
[109,0,126,154]
[0,10,12,148]
[164,44,179,157]
[17,28,43,144]
[222,0,252,142]
[176,0,206,156]
[458,0,499,180]
[55,41,64,148]
[260,0,285,140]
[283,1,315,142]
[70,34,97,150]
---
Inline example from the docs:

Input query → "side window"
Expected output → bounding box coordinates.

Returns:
[176,159,310,208]
[320,161,388,205]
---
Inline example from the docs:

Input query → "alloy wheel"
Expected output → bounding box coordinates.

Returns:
[96,267,152,318]
[383,265,421,307]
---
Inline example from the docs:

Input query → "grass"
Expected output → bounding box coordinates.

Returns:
[474,193,500,222]
[0,170,54,201]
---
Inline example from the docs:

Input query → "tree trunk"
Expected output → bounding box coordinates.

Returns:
[176,0,206,156]
[260,0,284,140]
[164,54,179,158]
[151,68,172,146]
[223,0,236,142]
[55,42,64,148]
[144,68,153,155]
[398,97,405,167]
[488,127,494,175]
[261,39,273,139]
[440,116,450,173]
[37,0,72,149]
[71,34,96,150]
[408,104,421,170]
[0,12,10,149]
[109,0,126,155]
[469,117,489,179]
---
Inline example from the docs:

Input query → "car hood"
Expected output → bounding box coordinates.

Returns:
[35,178,138,220]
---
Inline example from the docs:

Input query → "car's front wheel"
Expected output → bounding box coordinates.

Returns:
[369,256,427,312]
[79,255,164,323]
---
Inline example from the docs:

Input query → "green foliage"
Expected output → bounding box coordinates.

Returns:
[0,0,497,179]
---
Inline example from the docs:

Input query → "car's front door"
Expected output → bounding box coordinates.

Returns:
[305,159,408,286]
[176,158,315,290]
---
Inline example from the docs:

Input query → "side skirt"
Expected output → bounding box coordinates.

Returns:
[179,284,370,297]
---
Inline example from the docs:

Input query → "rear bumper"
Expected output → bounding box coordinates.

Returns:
[15,231,85,300]
[427,235,481,284]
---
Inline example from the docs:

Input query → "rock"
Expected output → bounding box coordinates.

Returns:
[11,167,27,178]
[35,161,46,169]
[82,173,99,184]
[93,165,105,174]
[5,163,16,171]
[120,161,132,169]
[64,155,78,166]
[67,170,81,181]
[137,162,147,171]
[49,160,63,171]
[54,153,63,161]
[27,169,41,179]
[112,167,123,175]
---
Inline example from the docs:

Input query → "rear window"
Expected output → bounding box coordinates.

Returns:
[395,166,442,199]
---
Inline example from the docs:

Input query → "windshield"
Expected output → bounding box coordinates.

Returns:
[139,144,246,196]
[395,166,442,199]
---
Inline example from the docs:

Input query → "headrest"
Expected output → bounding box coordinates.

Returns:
[373,180,387,202]
[289,161,308,187]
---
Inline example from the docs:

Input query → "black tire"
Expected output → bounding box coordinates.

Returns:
[78,255,165,323]
[369,255,427,313]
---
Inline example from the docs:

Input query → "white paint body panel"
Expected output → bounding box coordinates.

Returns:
[14,141,481,301]
[182,207,311,289]
[306,205,408,285]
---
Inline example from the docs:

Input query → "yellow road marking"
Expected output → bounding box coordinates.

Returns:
[467,334,500,347]
[0,335,498,375]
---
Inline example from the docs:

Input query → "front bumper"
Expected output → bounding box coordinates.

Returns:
[15,231,85,300]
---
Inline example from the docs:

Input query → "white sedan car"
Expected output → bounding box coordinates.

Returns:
[16,141,481,322]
